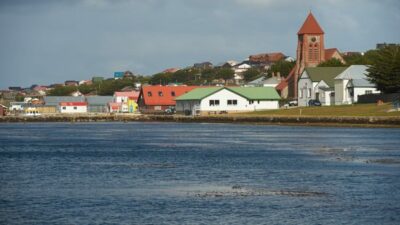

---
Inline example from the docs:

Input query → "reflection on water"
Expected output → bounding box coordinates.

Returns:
[0,122,399,225]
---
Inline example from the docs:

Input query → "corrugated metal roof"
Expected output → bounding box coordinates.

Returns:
[175,87,222,101]
[86,96,113,105]
[44,96,85,106]
[351,79,376,87]
[335,65,369,80]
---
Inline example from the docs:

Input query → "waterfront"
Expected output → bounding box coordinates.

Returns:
[0,122,399,224]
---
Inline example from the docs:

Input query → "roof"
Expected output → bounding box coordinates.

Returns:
[175,87,222,101]
[351,79,376,87]
[249,52,286,63]
[248,76,280,86]
[140,85,200,106]
[114,91,139,98]
[335,65,375,87]
[44,96,85,106]
[335,65,369,80]
[176,87,281,101]
[59,102,87,106]
[86,96,113,105]
[304,67,348,87]
[325,48,339,60]
[298,12,324,35]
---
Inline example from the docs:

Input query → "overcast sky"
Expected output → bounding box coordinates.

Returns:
[0,0,399,89]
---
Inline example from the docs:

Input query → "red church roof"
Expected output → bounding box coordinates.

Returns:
[140,85,200,106]
[297,12,324,35]
[324,48,339,60]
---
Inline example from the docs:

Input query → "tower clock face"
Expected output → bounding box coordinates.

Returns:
[311,37,317,42]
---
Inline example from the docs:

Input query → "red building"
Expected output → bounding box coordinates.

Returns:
[0,104,7,116]
[138,85,200,113]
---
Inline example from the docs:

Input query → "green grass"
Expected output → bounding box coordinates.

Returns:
[238,103,400,117]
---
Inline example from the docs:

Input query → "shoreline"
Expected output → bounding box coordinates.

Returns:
[1,114,400,128]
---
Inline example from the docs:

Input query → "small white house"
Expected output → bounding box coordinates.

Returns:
[59,102,87,113]
[334,65,380,105]
[298,67,348,106]
[175,87,280,115]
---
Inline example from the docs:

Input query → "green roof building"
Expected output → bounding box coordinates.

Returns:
[175,86,280,115]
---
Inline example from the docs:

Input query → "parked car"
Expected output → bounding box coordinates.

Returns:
[165,106,176,114]
[308,99,322,106]
[289,100,298,106]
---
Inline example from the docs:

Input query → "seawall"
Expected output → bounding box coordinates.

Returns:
[1,114,400,128]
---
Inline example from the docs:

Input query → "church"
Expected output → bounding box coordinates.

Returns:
[276,12,345,99]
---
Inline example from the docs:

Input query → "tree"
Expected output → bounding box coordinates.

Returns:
[366,46,400,93]
[268,60,296,78]
[216,68,234,81]
[78,84,95,95]
[317,58,345,67]
[47,86,77,96]
[243,68,261,82]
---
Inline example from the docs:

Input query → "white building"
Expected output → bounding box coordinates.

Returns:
[59,102,87,113]
[298,67,348,106]
[334,65,380,105]
[175,87,280,115]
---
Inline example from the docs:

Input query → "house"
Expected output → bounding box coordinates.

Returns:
[59,102,87,113]
[249,52,286,64]
[79,80,93,86]
[138,85,200,113]
[92,76,104,83]
[114,72,124,79]
[334,65,380,105]
[247,73,282,88]
[0,104,7,116]
[176,87,280,115]
[298,67,348,106]
[193,62,213,70]
[163,68,180,73]
[71,91,83,97]
[44,96,85,107]
[112,91,139,113]
[86,96,113,113]
[64,80,79,86]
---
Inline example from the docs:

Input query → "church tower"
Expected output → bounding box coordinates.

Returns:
[291,12,325,98]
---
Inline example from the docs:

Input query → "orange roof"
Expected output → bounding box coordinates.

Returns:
[324,48,339,60]
[298,12,324,35]
[140,86,200,106]
[114,91,139,98]
[249,52,285,63]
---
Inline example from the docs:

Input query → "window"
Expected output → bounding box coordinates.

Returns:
[209,100,220,106]
[62,106,66,110]
[365,90,373,94]
[73,106,77,110]
[249,100,254,104]
[227,100,238,105]
[257,100,260,104]
[307,88,312,98]
[158,91,163,97]
[147,91,152,97]
[299,89,303,98]
[171,91,175,97]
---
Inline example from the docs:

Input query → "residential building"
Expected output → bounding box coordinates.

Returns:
[65,80,79,86]
[298,67,347,106]
[193,62,213,70]
[44,96,85,107]
[112,91,139,113]
[247,73,282,88]
[334,65,380,105]
[86,96,113,113]
[176,87,280,115]
[59,102,87,113]
[138,85,199,113]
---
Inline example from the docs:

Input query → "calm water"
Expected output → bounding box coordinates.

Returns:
[0,122,399,225]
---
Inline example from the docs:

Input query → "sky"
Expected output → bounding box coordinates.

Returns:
[0,0,399,89]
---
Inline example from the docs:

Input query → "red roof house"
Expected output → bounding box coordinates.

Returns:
[138,85,200,113]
